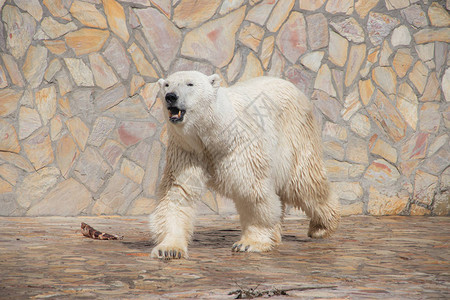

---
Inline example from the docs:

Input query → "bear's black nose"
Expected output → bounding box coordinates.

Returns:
[165,93,178,105]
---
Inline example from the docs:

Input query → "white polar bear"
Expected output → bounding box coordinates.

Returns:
[151,71,340,259]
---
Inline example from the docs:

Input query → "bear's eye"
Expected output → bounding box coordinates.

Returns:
[165,83,169,87]
[187,83,194,87]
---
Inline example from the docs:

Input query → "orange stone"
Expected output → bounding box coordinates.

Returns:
[43,40,67,55]
[65,28,110,56]
[102,0,129,42]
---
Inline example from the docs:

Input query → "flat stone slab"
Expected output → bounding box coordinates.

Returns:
[0,216,448,299]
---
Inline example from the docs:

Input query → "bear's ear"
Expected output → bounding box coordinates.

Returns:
[208,74,221,88]
[157,78,166,88]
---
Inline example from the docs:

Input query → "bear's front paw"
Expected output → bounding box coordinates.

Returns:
[151,244,188,260]
[231,240,273,253]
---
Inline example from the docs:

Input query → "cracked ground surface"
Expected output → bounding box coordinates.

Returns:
[0,215,448,299]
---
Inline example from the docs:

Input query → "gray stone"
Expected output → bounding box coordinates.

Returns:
[16,167,60,209]
[2,5,36,59]
[88,116,116,147]
[95,84,127,112]
[74,147,112,193]
[103,37,130,80]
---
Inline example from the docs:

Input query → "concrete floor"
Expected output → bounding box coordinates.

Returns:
[0,215,448,299]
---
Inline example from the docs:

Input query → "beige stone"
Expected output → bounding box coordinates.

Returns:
[13,0,42,21]
[365,159,400,186]
[266,0,295,32]
[326,0,353,14]
[413,28,450,44]
[130,75,145,96]
[101,139,125,169]
[174,0,221,28]
[331,182,363,201]
[358,79,375,106]
[22,45,48,88]
[300,51,324,72]
[401,131,429,161]
[391,25,411,47]
[50,115,63,141]
[350,113,371,137]
[371,138,397,163]
[276,11,307,64]
[409,61,429,95]
[238,52,263,82]
[396,82,418,130]
[58,96,72,117]
[345,44,366,87]
[135,7,182,71]
[126,196,156,215]
[2,5,36,59]
[410,204,430,216]
[43,40,67,55]
[219,0,244,15]
[40,17,77,39]
[324,140,345,160]
[420,103,440,133]
[420,72,441,102]
[323,122,347,141]
[0,120,20,153]
[18,106,41,140]
[55,69,73,96]
[341,202,364,216]
[88,116,116,147]
[372,66,397,95]
[108,95,149,119]
[56,134,79,177]
[89,53,118,89]
[267,49,285,78]
[299,0,325,10]
[414,170,437,206]
[367,12,400,45]
[65,28,110,56]
[102,0,129,42]
[355,0,378,18]
[428,135,448,157]
[44,58,62,82]
[43,0,71,20]
[0,152,33,172]
[306,13,328,50]
[392,48,413,78]
[0,89,22,117]
[330,17,365,44]
[312,90,342,123]
[246,0,276,25]
[325,159,352,180]
[23,127,54,169]
[238,23,264,52]
[0,65,7,88]
[103,37,130,80]
[64,58,94,87]
[368,186,408,215]
[121,158,145,184]
[329,31,348,67]
[0,164,19,186]
[16,167,60,209]
[367,90,406,142]
[428,2,450,27]
[341,87,361,121]
[27,178,92,216]
[2,54,25,87]
[143,142,162,197]
[92,172,141,215]
[346,137,368,164]
[70,0,107,28]
[379,40,392,67]
[181,7,245,68]
[74,147,112,192]
[35,85,56,125]
[314,64,336,97]
[260,36,275,70]
[442,68,450,102]
[66,117,89,151]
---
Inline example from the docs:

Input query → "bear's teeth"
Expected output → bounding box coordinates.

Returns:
[177,111,181,118]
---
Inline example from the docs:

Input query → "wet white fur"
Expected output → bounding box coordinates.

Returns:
[151,71,340,259]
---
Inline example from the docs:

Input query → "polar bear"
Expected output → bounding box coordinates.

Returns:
[151,71,340,259]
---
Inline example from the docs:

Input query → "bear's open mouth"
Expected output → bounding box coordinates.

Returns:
[168,107,186,123]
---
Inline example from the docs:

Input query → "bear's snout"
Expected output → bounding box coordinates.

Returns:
[165,93,178,106]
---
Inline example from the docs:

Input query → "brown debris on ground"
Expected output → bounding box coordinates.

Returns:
[80,222,123,240]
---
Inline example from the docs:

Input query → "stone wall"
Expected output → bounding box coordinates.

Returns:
[0,0,449,217]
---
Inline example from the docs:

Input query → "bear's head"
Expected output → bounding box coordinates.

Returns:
[158,71,221,125]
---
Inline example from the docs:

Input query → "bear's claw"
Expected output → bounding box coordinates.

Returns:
[151,245,186,260]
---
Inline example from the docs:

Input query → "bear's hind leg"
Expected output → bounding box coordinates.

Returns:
[232,189,283,252]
